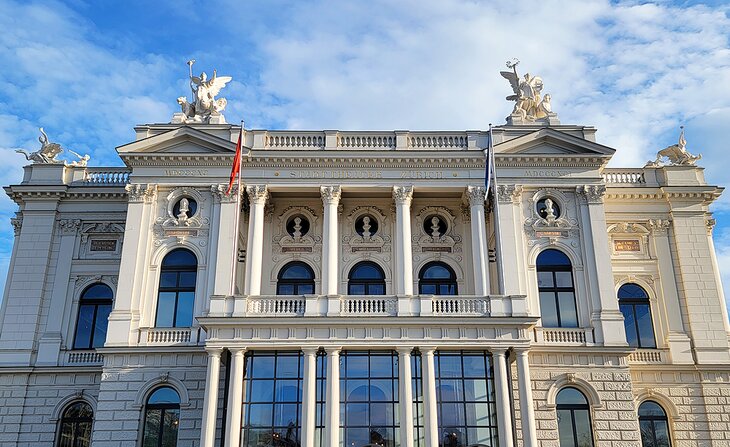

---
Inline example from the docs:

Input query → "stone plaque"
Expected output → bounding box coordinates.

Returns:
[422,247,451,253]
[166,229,199,237]
[282,246,313,253]
[535,231,566,238]
[352,247,382,252]
[90,239,117,252]
[614,239,640,252]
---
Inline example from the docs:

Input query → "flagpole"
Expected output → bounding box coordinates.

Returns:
[230,121,244,296]
[489,124,506,295]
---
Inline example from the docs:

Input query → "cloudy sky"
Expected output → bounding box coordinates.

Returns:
[0,0,729,310]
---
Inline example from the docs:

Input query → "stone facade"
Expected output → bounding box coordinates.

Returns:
[0,118,728,447]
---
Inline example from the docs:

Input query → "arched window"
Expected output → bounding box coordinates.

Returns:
[73,283,113,350]
[348,261,386,295]
[537,249,578,328]
[277,261,315,295]
[556,387,594,447]
[142,387,180,447]
[57,401,93,447]
[418,262,458,295]
[618,283,656,348]
[156,249,197,328]
[639,401,671,447]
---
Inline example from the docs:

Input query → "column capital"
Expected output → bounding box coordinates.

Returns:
[464,185,486,206]
[246,184,269,205]
[497,184,522,204]
[320,185,342,205]
[302,347,320,356]
[420,346,437,356]
[125,183,157,203]
[576,184,606,204]
[392,185,414,204]
[395,347,413,356]
[489,349,507,358]
[58,219,82,235]
[230,347,247,357]
[212,183,241,203]
[205,347,224,357]
[514,348,530,358]
[649,218,671,235]
[324,346,342,354]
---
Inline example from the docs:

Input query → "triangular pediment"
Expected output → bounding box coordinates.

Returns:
[496,128,615,157]
[116,126,240,155]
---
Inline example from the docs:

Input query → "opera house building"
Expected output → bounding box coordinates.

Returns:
[1,67,729,447]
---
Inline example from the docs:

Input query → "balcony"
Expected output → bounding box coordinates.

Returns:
[139,327,204,346]
[207,294,528,319]
[63,350,104,366]
[533,327,595,346]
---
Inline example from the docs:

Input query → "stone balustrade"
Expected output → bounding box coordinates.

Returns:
[534,327,595,345]
[602,168,646,185]
[254,130,484,151]
[140,327,203,346]
[78,168,131,185]
[628,348,667,364]
[64,350,104,365]
[208,294,528,318]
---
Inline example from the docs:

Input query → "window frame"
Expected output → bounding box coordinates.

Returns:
[638,401,672,447]
[276,261,316,295]
[418,261,458,296]
[141,386,181,447]
[155,248,197,328]
[56,401,93,447]
[618,283,657,349]
[347,261,386,295]
[72,283,114,350]
[556,387,594,447]
[536,249,579,328]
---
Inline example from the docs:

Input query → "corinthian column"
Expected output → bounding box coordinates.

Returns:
[465,186,490,295]
[321,186,342,296]
[393,186,414,295]
[244,185,268,295]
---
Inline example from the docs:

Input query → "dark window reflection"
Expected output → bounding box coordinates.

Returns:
[556,387,594,447]
[537,249,578,328]
[73,283,114,350]
[57,401,93,447]
[639,401,671,447]
[277,262,316,295]
[419,262,458,296]
[142,387,180,447]
[155,249,197,328]
[348,262,386,295]
[618,284,656,348]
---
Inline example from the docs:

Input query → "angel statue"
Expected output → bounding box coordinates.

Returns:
[650,126,702,166]
[173,60,232,124]
[15,128,63,164]
[65,149,91,167]
[500,59,558,124]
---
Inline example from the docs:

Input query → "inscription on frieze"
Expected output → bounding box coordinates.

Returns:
[614,239,640,252]
[90,239,117,252]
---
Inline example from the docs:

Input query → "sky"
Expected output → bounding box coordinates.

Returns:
[0,0,729,312]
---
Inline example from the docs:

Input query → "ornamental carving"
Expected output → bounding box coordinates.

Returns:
[524,189,579,246]
[464,186,486,206]
[246,185,269,205]
[706,217,716,235]
[576,185,606,204]
[10,214,22,236]
[648,219,671,235]
[342,204,391,266]
[271,205,321,267]
[392,186,414,204]
[153,187,209,246]
[320,185,342,205]
[497,184,522,204]
[413,205,462,264]
[58,219,81,235]
[607,222,650,258]
[211,183,240,203]
[126,184,157,203]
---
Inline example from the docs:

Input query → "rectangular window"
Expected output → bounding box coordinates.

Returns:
[242,351,304,447]
[435,351,499,447]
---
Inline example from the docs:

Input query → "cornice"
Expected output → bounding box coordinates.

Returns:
[120,154,238,167]
[496,155,609,168]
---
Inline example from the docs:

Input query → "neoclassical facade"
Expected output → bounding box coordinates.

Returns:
[1,117,729,447]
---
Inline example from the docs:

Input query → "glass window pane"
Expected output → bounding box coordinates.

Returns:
[162,249,196,267]
[370,402,394,425]
[653,420,670,447]
[636,304,656,348]
[298,284,314,295]
[350,263,384,279]
[438,380,464,402]
[462,356,487,378]
[156,292,176,327]
[346,356,369,378]
[58,422,74,447]
[619,283,648,299]
[143,409,162,447]
[161,409,179,447]
[275,380,302,402]
[621,304,639,347]
[537,249,571,266]
[251,356,276,378]
[420,284,437,295]
[558,292,578,327]
[573,409,594,447]
[345,428,370,447]
[555,271,573,288]
[465,402,491,426]
[439,402,464,427]
[422,264,452,279]
[273,403,298,426]
[557,388,588,405]
[463,378,488,402]
[368,284,385,295]
[537,271,554,288]
[92,304,112,348]
[346,380,369,401]
[159,272,178,288]
[638,401,666,417]
[82,283,113,300]
[557,409,576,447]
[247,403,273,426]
[74,305,95,349]
[349,283,366,295]
[438,355,462,378]
[369,355,393,377]
[148,387,180,404]
[249,380,275,402]
[76,421,92,447]
[369,380,395,401]
[539,292,559,327]
[178,271,196,288]
[345,402,369,426]
[277,355,300,378]
[175,292,195,327]
[278,284,295,295]
[280,263,314,280]
[640,420,656,447]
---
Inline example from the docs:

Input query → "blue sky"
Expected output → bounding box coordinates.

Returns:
[1,0,729,311]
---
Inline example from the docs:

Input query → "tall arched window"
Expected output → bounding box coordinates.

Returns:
[618,283,656,348]
[277,261,315,295]
[418,262,458,295]
[142,387,180,447]
[639,401,671,447]
[556,387,594,447]
[73,283,113,349]
[57,401,93,447]
[537,249,578,327]
[156,249,197,328]
[348,261,386,295]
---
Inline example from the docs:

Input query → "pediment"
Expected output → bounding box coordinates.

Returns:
[116,126,241,155]
[496,128,615,157]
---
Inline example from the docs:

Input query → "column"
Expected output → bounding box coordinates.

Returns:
[515,350,537,447]
[321,186,342,296]
[225,348,246,447]
[200,348,223,447]
[244,185,268,295]
[576,185,626,346]
[397,348,415,447]
[491,350,514,447]
[421,347,439,447]
[465,186,490,295]
[495,185,525,296]
[393,186,414,295]
[211,184,242,296]
[325,347,341,447]
[301,348,318,447]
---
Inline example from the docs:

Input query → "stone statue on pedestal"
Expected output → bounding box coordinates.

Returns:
[172,60,232,124]
[649,126,702,167]
[15,128,63,164]
[500,59,559,125]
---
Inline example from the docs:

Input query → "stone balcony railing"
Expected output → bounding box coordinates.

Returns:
[628,348,668,364]
[139,327,204,346]
[533,327,595,346]
[207,294,528,318]
[253,130,484,151]
[63,350,104,366]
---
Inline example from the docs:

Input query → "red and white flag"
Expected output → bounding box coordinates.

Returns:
[227,127,243,194]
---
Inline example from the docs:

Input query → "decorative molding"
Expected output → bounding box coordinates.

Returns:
[576,185,606,204]
[246,185,269,205]
[648,219,671,235]
[320,185,342,205]
[125,183,157,203]
[464,185,486,206]
[58,219,82,235]
[10,214,22,236]
[211,183,240,203]
[497,184,522,204]
[706,217,716,235]
[392,185,414,204]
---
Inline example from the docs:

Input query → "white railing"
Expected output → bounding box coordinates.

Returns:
[65,350,103,365]
[628,349,665,363]
[535,327,593,345]
[409,134,468,149]
[142,327,194,345]
[432,297,489,315]
[602,169,646,185]
[340,296,398,316]
[338,133,395,149]
[265,132,325,149]
[81,168,131,185]
[247,297,306,316]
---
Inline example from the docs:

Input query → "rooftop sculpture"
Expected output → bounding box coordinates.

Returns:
[15,128,63,164]
[500,59,559,125]
[172,59,232,124]
[649,126,702,166]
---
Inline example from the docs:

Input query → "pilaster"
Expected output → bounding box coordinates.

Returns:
[211,184,242,296]
[496,184,526,296]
